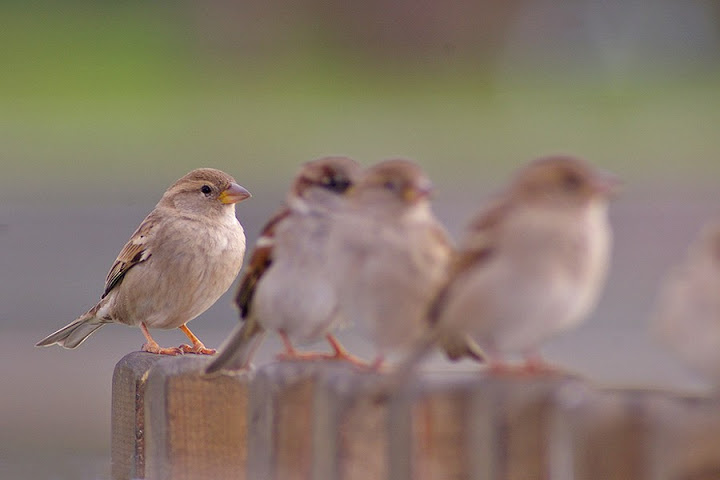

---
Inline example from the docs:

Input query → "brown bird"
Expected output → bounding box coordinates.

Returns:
[36,168,250,355]
[206,156,363,374]
[653,221,720,383]
[326,158,477,369]
[424,155,618,373]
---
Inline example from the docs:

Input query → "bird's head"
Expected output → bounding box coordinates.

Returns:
[161,168,251,217]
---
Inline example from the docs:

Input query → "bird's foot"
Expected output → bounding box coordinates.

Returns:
[324,334,375,369]
[276,350,376,370]
[179,343,216,355]
[487,357,557,376]
[522,356,557,374]
[141,342,183,356]
[330,350,374,369]
[275,350,331,362]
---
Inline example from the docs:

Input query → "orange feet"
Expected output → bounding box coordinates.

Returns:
[141,342,183,355]
[325,334,372,368]
[139,323,183,355]
[487,353,556,376]
[178,324,216,355]
[274,331,326,361]
[274,331,371,367]
[522,353,556,374]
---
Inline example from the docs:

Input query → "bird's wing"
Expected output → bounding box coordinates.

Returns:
[234,206,291,319]
[102,212,158,298]
[427,198,508,325]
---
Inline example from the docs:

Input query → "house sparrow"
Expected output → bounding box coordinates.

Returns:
[423,155,618,372]
[36,168,250,355]
[653,222,720,382]
[327,158,465,369]
[205,156,363,374]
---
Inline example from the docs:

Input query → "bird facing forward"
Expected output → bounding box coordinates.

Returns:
[653,222,720,383]
[327,158,463,369]
[36,168,251,355]
[206,156,362,374]
[426,155,618,372]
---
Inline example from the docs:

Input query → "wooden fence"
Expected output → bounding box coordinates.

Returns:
[110,352,720,480]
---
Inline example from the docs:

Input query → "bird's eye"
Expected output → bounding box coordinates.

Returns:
[562,173,582,191]
[201,185,212,196]
[383,180,397,191]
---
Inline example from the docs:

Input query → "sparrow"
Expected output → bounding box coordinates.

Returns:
[421,155,618,373]
[206,156,363,374]
[36,168,251,355]
[652,221,720,382]
[326,158,473,369]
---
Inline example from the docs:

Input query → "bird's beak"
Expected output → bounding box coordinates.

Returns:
[404,180,434,203]
[592,171,623,197]
[219,183,252,204]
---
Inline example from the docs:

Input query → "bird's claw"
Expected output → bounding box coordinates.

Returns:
[179,343,217,355]
[141,343,184,356]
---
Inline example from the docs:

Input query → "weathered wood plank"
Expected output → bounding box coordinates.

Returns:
[550,385,655,480]
[647,393,720,480]
[390,371,579,480]
[144,356,253,480]
[111,351,164,480]
[113,352,720,480]
[248,360,358,480]
[312,366,387,480]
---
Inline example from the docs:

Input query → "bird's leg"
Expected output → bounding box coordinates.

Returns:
[369,355,385,372]
[488,350,556,375]
[324,334,372,367]
[486,347,521,375]
[275,330,340,362]
[488,359,515,374]
[276,330,302,359]
[140,322,183,355]
[522,351,556,374]
[178,324,216,355]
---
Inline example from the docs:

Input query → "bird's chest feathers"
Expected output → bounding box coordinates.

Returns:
[157,215,245,268]
[505,201,609,281]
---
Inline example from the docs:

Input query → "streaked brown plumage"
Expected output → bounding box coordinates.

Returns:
[653,222,720,383]
[327,158,468,369]
[206,156,362,373]
[37,168,250,355]
[428,155,618,372]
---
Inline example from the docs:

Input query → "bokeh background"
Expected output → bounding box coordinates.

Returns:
[2,1,720,478]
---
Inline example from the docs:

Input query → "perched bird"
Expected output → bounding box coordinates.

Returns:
[653,222,720,382]
[326,158,476,369]
[419,155,618,373]
[206,156,363,374]
[36,168,250,355]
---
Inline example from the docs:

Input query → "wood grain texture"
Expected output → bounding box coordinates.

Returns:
[112,353,720,480]
[312,367,387,480]
[144,355,252,480]
[111,351,164,480]
[390,372,579,480]
[550,385,655,480]
[248,360,357,480]
[646,393,720,480]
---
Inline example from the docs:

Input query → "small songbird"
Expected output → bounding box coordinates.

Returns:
[653,222,720,382]
[327,158,466,369]
[36,168,251,355]
[206,156,363,374]
[424,155,618,372]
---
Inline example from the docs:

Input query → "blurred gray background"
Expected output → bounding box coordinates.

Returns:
[2,1,720,478]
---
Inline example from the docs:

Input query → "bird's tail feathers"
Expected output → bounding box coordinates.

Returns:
[35,312,107,349]
[205,319,266,375]
[369,329,442,401]
[440,332,486,363]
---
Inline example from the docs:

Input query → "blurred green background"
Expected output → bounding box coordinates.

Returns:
[1,1,720,478]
